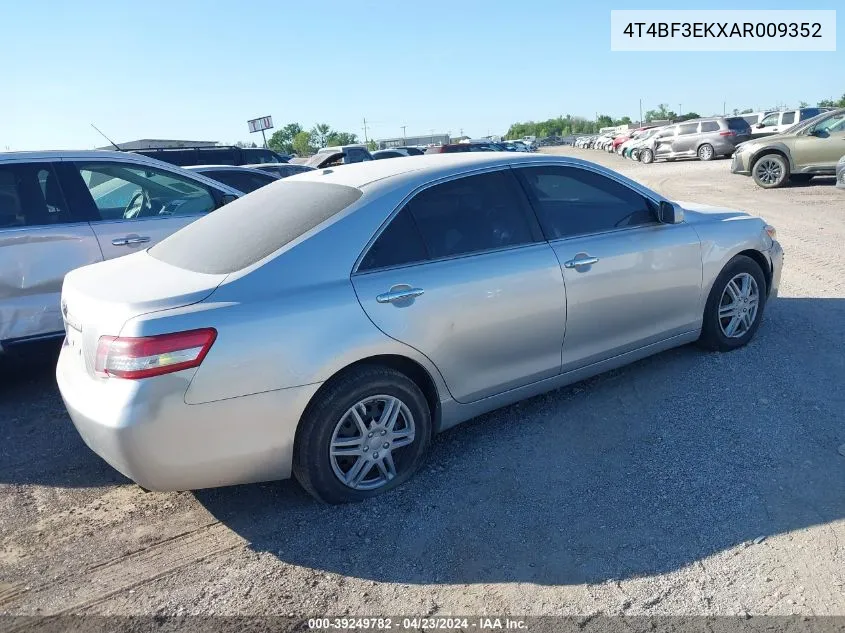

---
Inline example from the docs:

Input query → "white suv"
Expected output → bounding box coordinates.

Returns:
[751,107,830,137]
[0,150,242,352]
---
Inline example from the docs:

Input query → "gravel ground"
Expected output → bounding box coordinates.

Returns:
[1,147,844,619]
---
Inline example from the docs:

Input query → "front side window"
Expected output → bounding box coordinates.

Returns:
[401,170,534,260]
[810,113,845,136]
[760,113,780,127]
[75,162,217,221]
[0,163,72,228]
[516,166,657,240]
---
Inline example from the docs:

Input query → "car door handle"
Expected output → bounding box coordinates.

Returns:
[376,287,425,303]
[112,236,151,246]
[563,256,599,269]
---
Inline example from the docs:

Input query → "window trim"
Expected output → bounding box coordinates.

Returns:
[352,165,545,275]
[510,162,666,243]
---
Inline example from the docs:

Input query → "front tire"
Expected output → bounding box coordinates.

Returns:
[698,255,767,352]
[640,148,654,164]
[752,154,789,188]
[293,365,432,504]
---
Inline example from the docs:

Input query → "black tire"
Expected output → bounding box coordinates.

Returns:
[697,143,715,161]
[752,153,789,188]
[293,365,432,504]
[698,255,768,352]
[640,148,654,164]
[790,174,813,184]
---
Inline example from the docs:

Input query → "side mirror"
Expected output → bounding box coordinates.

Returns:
[658,201,684,224]
[756,122,765,128]
[219,193,238,206]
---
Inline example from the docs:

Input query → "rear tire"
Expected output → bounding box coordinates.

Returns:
[293,365,432,504]
[640,149,654,164]
[752,153,789,188]
[697,144,715,161]
[698,255,767,352]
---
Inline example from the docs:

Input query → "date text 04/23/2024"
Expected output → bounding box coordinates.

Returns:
[307,617,527,630]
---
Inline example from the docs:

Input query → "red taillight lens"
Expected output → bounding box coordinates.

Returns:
[94,328,217,379]
[720,130,736,137]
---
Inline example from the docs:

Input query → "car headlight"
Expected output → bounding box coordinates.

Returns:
[765,224,777,241]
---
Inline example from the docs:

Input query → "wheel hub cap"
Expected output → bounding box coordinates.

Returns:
[757,160,781,184]
[329,395,416,491]
[718,272,760,339]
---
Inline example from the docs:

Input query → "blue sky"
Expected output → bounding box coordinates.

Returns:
[1,0,841,150]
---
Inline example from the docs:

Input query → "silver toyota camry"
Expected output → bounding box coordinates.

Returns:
[57,153,783,503]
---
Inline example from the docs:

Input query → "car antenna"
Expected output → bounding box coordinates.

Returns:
[90,123,121,151]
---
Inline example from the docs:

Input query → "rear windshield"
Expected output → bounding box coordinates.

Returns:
[726,117,751,131]
[148,181,363,274]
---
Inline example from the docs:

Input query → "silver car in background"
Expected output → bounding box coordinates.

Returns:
[0,151,241,352]
[56,153,783,503]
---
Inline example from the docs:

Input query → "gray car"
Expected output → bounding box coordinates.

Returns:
[837,154,845,190]
[56,153,783,503]
[639,117,752,164]
[0,151,241,352]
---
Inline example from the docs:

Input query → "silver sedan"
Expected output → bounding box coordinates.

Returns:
[56,153,783,503]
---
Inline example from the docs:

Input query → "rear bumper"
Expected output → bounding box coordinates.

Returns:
[56,343,321,491]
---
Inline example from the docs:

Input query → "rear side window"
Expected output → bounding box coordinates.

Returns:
[0,163,72,228]
[359,208,428,271]
[400,170,534,259]
[149,181,363,274]
[678,123,699,135]
[516,166,657,240]
[700,121,720,132]
[781,111,796,125]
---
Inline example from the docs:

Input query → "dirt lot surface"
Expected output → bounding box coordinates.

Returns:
[1,147,844,619]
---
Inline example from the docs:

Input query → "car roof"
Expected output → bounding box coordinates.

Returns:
[0,149,185,164]
[290,152,632,192]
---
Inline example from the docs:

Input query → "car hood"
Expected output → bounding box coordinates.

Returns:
[674,200,752,223]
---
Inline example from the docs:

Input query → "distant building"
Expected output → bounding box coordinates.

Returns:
[97,139,218,150]
[378,134,449,149]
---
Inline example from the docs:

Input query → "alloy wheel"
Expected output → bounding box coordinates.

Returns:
[755,158,783,186]
[329,395,416,491]
[718,273,760,338]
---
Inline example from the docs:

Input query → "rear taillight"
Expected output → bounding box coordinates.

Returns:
[720,130,737,137]
[94,328,217,379]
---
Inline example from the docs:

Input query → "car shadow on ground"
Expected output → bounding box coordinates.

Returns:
[196,297,845,585]
[2,298,844,586]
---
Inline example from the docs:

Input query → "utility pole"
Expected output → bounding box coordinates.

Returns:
[639,99,643,126]
[401,125,407,143]
[362,117,369,143]
[429,128,435,144]
[723,101,726,115]
[679,103,682,116]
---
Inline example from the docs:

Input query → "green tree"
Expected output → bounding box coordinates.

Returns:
[292,130,315,156]
[645,103,672,122]
[267,123,303,155]
[326,131,359,146]
[596,114,614,129]
[818,93,845,108]
[311,123,332,148]
[676,112,701,122]
[366,139,378,151]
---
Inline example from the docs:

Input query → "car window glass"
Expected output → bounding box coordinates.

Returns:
[359,208,428,271]
[678,123,698,135]
[0,163,72,228]
[243,149,279,164]
[760,113,779,126]
[197,148,237,165]
[76,163,217,221]
[800,108,821,121]
[204,170,275,194]
[404,170,534,259]
[781,112,795,125]
[812,113,845,135]
[700,121,720,132]
[517,166,657,240]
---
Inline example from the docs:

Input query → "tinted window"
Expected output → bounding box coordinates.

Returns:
[359,208,428,271]
[678,123,699,135]
[742,114,759,125]
[75,162,217,221]
[149,181,363,274]
[197,148,237,165]
[134,149,197,167]
[781,111,795,125]
[517,166,657,240]
[202,169,276,194]
[442,145,470,153]
[242,148,283,164]
[404,147,424,156]
[374,151,402,159]
[728,117,751,131]
[0,163,72,228]
[800,108,822,121]
[402,170,534,259]
[700,121,720,132]
[346,149,369,163]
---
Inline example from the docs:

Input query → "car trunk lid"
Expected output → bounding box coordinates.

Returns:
[60,250,227,376]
